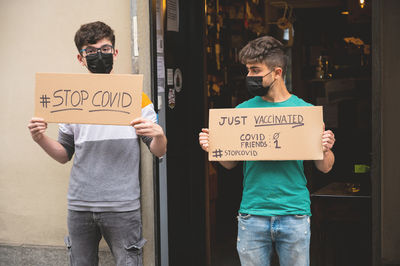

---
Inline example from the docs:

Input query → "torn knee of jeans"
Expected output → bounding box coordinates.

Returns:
[125,238,147,253]
[64,236,72,249]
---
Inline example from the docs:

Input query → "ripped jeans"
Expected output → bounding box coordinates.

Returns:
[237,214,310,266]
[65,209,146,266]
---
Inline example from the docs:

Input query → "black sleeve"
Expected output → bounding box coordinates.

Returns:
[140,135,153,149]
[58,130,75,160]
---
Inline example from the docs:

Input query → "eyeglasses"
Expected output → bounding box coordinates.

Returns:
[80,44,114,56]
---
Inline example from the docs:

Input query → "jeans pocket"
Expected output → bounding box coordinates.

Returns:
[294,214,311,224]
[125,238,147,266]
[237,212,251,221]
[64,236,74,266]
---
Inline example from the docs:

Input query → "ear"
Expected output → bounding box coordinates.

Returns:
[113,49,119,60]
[77,54,85,66]
[274,67,283,79]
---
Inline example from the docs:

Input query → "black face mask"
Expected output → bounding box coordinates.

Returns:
[246,70,274,96]
[85,52,113,74]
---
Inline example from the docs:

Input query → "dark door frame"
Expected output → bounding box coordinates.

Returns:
[150,0,207,265]
[371,1,382,265]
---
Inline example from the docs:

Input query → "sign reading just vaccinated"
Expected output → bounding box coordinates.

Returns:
[35,73,143,125]
[208,106,324,161]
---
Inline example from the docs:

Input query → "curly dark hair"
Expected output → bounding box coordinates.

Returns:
[74,21,115,52]
[239,35,288,77]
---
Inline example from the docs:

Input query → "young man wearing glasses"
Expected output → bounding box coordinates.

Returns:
[28,21,167,266]
[199,35,335,266]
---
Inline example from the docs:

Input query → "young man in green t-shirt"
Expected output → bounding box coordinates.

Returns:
[199,35,335,266]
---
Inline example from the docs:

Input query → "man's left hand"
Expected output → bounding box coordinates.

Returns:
[130,117,164,137]
[322,129,335,152]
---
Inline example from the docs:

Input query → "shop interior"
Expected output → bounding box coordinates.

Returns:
[203,0,372,265]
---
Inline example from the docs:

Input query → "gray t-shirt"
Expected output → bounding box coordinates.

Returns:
[58,97,157,212]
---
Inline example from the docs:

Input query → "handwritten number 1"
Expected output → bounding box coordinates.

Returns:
[274,140,281,149]
[273,133,281,149]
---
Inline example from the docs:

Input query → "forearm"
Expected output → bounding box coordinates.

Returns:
[36,135,69,164]
[149,134,167,158]
[219,160,238,170]
[314,149,335,173]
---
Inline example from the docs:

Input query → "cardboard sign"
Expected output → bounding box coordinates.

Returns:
[208,106,324,161]
[35,73,143,125]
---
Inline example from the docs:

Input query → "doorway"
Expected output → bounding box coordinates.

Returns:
[160,0,373,265]
[202,0,372,265]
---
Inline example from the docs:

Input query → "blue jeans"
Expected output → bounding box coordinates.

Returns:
[65,209,146,266]
[237,213,310,266]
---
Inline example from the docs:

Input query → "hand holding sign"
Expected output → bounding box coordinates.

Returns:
[322,126,335,152]
[199,128,210,152]
[28,117,48,142]
[131,117,165,138]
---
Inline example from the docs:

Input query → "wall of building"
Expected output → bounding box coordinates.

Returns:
[135,0,157,265]
[0,0,154,264]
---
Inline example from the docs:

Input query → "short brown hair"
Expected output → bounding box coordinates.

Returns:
[74,21,115,52]
[239,36,287,77]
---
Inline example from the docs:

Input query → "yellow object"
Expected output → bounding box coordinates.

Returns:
[354,164,370,173]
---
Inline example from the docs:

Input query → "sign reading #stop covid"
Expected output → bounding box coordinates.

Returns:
[34,73,143,125]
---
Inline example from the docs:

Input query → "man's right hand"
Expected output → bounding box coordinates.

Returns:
[28,118,48,142]
[199,128,209,152]
[199,127,238,170]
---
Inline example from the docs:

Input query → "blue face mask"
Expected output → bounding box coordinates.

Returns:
[246,70,274,96]
[85,52,113,74]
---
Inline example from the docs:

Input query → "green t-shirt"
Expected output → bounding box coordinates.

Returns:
[236,94,313,216]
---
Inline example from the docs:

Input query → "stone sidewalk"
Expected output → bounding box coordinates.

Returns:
[0,245,114,266]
